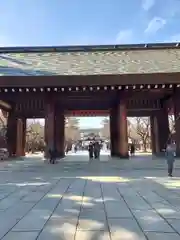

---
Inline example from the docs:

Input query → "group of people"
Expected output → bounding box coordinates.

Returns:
[88,141,101,160]
[48,139,176,177]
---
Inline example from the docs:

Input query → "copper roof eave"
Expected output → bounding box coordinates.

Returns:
[0,42,179,53]
[0,72,180,87]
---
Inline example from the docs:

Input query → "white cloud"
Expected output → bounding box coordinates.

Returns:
[116,30,133,44]
[144,17,166,34]
[142,0,155,11]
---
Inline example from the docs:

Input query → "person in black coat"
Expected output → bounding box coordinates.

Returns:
[130,143,135,156]
[49,147,56,164]
[88,142,94,160]
[94,141,100,159]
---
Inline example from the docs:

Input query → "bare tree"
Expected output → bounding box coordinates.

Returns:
[127,118,139,144]
[0,109,7,148]
[168,114,175,133]
[26,120,45,153]
[101,117,110,139]
[135,117,150,152]
[65,117,80,142]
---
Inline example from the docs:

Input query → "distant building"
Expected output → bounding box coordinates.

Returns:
[79,128,102,140]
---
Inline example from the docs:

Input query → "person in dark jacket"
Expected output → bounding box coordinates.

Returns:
[94,141,100,159]
[130,143,135,156]
[88,142,94,160]
[165,141,176,177]
[49,147,56,164]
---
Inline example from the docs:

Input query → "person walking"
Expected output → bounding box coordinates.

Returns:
[94,141,100,159]
[49,148,54,164]
[130,143,135,156]
[165,140,176,177]
[49,147,57,164]
[88,142,94,160]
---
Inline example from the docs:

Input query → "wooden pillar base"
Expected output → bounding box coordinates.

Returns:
[7,113,26,158]
[44,102,55,158]
[116,153,129,159]
[117,100,129,158]
[110,108,118,157]
[174,97,180,157]
[55,110,65,158]
[150,115,156,154]
[156,110,169,153]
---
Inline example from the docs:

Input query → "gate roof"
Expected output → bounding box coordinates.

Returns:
[0,43,180,76]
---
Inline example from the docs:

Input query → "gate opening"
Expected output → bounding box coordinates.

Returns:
[26,118,45,154]
[65,110,110,156]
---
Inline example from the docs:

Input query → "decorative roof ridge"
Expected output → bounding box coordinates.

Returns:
[0,42,179,54]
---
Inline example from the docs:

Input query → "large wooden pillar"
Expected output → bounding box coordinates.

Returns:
[16,118,26,156]
[110,107,118,157]
[156,109,170,153]
[173,96,180,156]
[117,100,129,158]
[150,115,156,154]
[150,107,170,155]
[55,109,65,158]
[7,111,17,157]
[7,112,26,157]
[44,101,55,157]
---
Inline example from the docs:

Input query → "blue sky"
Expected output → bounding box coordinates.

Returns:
[1,0,180,128]
[1,0,180,46]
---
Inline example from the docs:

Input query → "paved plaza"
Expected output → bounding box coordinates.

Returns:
[0,154,180,239]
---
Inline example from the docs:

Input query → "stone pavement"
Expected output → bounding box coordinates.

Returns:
[0,155,180,239]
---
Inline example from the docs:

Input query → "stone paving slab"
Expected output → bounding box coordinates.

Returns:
[2,232,39,240]
[145,232,180,240]
[108,218,146,240]
[37,216,77,240]
[132,209,174,232]
[105,202,133,218]
[75,231,110,240]
[0,155,180,239]
[77,218,109,231]
[166,219,180,234]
